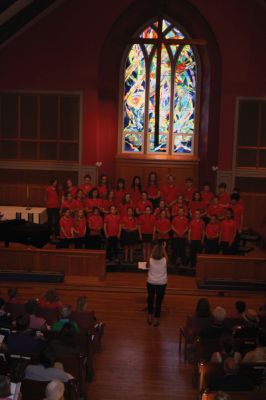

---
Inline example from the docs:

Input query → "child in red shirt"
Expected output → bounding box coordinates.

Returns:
[75,189,85,210]
[201,182,214,206]
[136,192,152,216]
[45,177,60,238]
[102,190,116,214]
[118,193,134,217]
[171,207,189,265]
[189,191,207,219]
[207,196,225,221]
[182,177,195,204]
[217,182,230,208]
[104,205,121,262]
[59,208,74,248]
[230,193,244,234]
[188,209,205,268]
[120,207,138,263]
[63,178,77,197]
[84,188,103,214]
[153,209,171,243]
[161,174,179,207]
[138,205,156,263]
[97,174,109,199]
[220,208,237,254]
[87,206,103,249]
[146,171,161,209]
[79,174,94,196]
[171,195,188,218]
[205,215,220,254]
[73,209,86,248]
[115,178,126,205]
[154,199,170,219]
[61,193,79,214]
[130,176,142,206]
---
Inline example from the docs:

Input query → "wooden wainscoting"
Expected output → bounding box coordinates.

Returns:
[0,184,46,207]
[0,248,106,280]
[115,154,199,188]
[242,192,266,234]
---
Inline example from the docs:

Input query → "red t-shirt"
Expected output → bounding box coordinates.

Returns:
[190,200,207,217]
[102,200,116,214]
[208,204,225,219]
[136,199,152,214]
[97,184,108,199]
[130,187,142,206]
[118,202,134,217]
[120,216,137,230]
[60,216,73,239]
[231,203,244,231]
[206,222,220,239]
[171,203,188,217]
[85,198,103,212]
[161,184,179,205]
[218,192,230,206]
[220,219,236,243]
[154,207,170,219]
[38,298,62,309]
[172,216,189,237]
[104,214,120,236]
[73,219,86,238]
[155,218,171,239]
[201,191,214,205]
[115,189,126,205]
[79,184,94,195]
[61,199,79,211]
[88,214,103,235]
[138,214,156,234]
[146,184,160,198]
[46,186,59,208]
[75,199,85,210]
[66,186,77,197]
[189,219,204,240]
[182,187,195,203]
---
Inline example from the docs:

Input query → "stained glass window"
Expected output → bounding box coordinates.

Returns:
[122,18,198,156]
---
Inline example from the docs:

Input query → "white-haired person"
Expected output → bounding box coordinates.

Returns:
[200,306,228,338]
[146,242,168,327]
[44,379,64,400]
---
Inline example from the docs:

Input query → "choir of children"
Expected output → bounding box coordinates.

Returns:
[45,173,244,266]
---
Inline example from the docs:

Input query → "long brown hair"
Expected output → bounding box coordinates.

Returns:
[151,244,164,260]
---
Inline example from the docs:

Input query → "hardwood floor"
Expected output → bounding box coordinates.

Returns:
[0,272,265,399]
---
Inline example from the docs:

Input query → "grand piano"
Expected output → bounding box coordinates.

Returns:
[0,219,50,248]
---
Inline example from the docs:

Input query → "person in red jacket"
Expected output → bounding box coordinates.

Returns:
[188,209,205,268]
[45,177,60,238]
[87,206,103,249]
[220,208,237,254]
[146,171,161,209]
[73,209,86,248]
[104,205,121,262]
[138,205,156,263]
[153,209,171,244]
[205,215,220,254]
[171,207,189,265]
[120,207,138,263]
[59,208,74,248]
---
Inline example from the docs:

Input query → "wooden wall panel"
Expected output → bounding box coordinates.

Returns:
[115,156,199,188]
[0,248,106,280]
[242,193,266,233]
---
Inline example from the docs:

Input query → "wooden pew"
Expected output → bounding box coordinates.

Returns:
[196,254,266,288]
[0,247,106,280]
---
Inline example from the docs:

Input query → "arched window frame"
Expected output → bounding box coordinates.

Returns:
[118,16,201,158]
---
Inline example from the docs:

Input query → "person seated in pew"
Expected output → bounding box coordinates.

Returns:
[25,300,48,332]
[210,333,242,364]
[214,392,231,400]
[52,306,80,333]
[0,298,12,329]
[25,347,72,383]
[242,329,266,363]
[200,307,229,338]
[48,323,80,357]
[39,290,63,310]
[7,314,46,355]
[0,374,20,400]
[233,309,259,339]
[44,379,65,400]
[6,288,21,305]
[208,357,253,391]
[233,300,247,319]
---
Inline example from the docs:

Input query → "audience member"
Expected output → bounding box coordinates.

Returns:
[52,306,80,333]
[210,334,242,364]
[242,329,266,363]
[214,391,231,400]
[25,299,47,331]
[7,314,46,354]
[6,288,20,304]
[233,308,259,338]
[208,357,253,391]
[0,298,12,329]
[201,307,228,338]
[194,298,211,318]
[39,290,62,309]
[0,375,13,400]
[234,300,246,319]
[48,323,80,356]
[44,379,65,400]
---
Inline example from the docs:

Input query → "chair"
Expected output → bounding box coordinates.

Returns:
[70,310,96,331]
[21,379,79,400]
[37,307,60,325]
[5,303,26,319]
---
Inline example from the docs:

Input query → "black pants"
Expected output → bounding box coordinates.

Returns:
[205,238,219,254]
[147,282,166,318]
[87,235,102,249]
[172,237,187,264]
[47,208,60,236]
[106,236,119,260]
[221,241,236,255]
[190,240,202,268]
[74,237,85,249]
